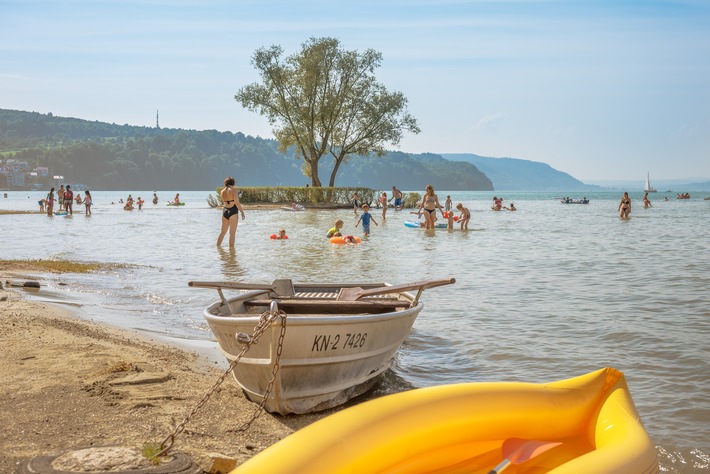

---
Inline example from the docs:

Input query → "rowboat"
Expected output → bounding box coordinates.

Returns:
[191,278,455,414]
[232,367,658,473]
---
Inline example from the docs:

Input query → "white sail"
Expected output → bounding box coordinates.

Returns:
[644,172,657,193]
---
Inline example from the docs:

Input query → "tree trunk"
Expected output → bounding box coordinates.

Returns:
[328,153,344,187]
[309,160,322,187]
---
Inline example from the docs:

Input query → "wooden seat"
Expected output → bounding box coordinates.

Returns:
[243,298,411,314]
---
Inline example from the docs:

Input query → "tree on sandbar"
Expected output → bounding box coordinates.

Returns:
[235,37,420,187]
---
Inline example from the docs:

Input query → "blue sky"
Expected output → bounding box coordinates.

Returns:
[1,0,708,182]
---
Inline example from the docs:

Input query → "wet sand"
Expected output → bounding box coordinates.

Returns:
[0,270,326,473]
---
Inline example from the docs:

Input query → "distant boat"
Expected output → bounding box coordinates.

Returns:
[644,173,657,193]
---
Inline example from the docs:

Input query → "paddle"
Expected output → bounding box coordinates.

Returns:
[336,278,455,302]
[487,438,562,474]
[188,279,295,297]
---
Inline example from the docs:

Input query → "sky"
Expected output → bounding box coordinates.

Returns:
[1,0,709,182]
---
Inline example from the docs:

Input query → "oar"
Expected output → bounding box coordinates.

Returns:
[487,438,562,473]
[188,279,295,297]
[336,278,455,302]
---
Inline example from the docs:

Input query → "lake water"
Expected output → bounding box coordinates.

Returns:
[2,189,709,472]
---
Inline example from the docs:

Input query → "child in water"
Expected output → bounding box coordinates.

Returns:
[327,219,344,238]
[446,211,455,229]
[272,229,288,240]
[355,204,378,236]
[456,203,470,230]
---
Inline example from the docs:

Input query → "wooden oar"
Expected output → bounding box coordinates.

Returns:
[336,278,455,302]
[487,438,562,473]
[188,279,295,297]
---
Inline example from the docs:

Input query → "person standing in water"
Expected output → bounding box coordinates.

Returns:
[217,176,245,247]
[417,184,445,230]
[46,187,55,216]
[84,190,92,216]
[618,192,631,219]
[64,185,74,215]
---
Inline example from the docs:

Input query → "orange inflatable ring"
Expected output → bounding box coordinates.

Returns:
[329,236,361,245]
[270,234,288,240]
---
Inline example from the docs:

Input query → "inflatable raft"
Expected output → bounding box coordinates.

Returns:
[404,220,447,229]
[232,367,658,474]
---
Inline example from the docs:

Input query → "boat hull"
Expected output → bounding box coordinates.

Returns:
[204,289,423,414]
[233,367,658,473]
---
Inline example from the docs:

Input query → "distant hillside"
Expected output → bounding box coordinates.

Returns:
[589,179,710,192]
[0,109,491,191]
[442,153,599,191]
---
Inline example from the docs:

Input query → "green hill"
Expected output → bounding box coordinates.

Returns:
[0,109,492,191]
[442,153,600,191]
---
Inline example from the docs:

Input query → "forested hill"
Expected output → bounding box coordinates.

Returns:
[0,109,492,191]
[442,153,600,191]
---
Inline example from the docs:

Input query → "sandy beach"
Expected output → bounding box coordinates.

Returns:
[0,268,326,473]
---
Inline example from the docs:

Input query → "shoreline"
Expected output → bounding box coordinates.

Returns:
[0,270,328,472]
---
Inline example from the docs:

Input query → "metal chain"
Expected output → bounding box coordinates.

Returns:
[154,308,287,458]
[233,309,287,432]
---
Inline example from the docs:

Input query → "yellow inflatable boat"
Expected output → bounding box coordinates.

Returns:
[232,367,658,474]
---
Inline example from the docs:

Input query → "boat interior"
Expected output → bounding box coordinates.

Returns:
[191,278,456,317]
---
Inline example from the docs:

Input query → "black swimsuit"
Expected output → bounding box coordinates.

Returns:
[223,206,239,219]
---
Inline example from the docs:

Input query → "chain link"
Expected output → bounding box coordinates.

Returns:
[154,308,287,458]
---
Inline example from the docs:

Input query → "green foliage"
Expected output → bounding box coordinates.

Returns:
[141,443,163,465]
[0,109,493,191]
[403,192,421,208]
[235,37,419,187]
[210,186,378,206]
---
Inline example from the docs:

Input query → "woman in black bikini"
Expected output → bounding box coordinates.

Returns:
[618,192,631,219]
[217,176,245,247]
[417,184,445,230]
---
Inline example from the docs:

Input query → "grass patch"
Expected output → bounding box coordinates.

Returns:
[0,259,134,274]
[141,442,164,465]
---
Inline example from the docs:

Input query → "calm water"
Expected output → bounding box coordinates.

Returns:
[2,189,709,472]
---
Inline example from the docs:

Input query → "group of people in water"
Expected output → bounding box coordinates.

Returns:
[620,191,657,218]
[215,179,517,248]
[41,189,184,216]
[41,185,92,216]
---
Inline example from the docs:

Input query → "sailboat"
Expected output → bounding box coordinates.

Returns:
[644,172,657,193]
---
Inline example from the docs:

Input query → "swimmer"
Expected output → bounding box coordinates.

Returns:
[327,219,344,238]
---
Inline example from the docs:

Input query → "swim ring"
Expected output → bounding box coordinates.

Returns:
[329,236,361,245]
[270,234,289,240]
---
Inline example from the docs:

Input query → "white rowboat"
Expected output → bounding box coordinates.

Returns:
[191,278,455,414]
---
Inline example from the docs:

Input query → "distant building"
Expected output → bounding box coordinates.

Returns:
[6,170,26,187]
[35,166,49,177]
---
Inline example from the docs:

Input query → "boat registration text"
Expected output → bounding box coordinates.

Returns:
[312,333,367,352]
